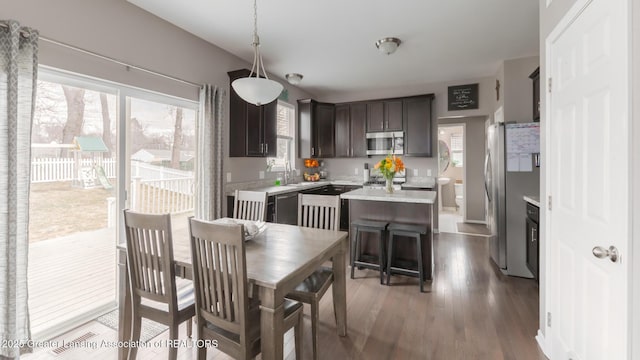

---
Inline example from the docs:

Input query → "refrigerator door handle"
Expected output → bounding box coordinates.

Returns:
[484,152,492,202]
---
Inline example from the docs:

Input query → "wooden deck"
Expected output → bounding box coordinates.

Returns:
[28,227,117,341]
[27,213,193,342]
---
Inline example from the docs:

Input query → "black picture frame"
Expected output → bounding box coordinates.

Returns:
[448,83,479,111]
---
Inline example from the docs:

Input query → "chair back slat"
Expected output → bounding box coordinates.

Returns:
[124,210,176,304]
[189,219,249,338]
[298,194,341,231]
[234,190,267,222]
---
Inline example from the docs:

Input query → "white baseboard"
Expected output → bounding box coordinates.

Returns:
[536,330,550,359]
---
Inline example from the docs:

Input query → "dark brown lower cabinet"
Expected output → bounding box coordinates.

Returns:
[525,203,539,281]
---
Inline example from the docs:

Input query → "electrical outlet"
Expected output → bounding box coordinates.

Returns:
[226,172,232,182]
[427,169,432,177]
[296,169,300,176]
[413,169,419,177]
[355,168,359,175]
[259,171,265,179]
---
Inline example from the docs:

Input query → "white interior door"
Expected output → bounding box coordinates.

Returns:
[547,0,630,358]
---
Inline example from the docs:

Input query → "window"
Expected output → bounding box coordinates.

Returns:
[268,101,295,171]
[450,133,464,167]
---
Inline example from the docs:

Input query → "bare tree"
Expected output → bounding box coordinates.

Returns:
[60,85,86,155]
[170,107,183,169]
[99,93,112,157]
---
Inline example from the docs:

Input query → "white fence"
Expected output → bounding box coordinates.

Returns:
[32,157,195,214]
[30,158,193,183]
[131,161,193,181]
[130,177,194,214]
[31,157,117,183]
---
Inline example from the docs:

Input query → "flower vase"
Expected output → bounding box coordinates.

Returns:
[385,178,394,193]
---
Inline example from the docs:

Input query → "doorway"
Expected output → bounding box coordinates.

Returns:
[437,124,465,233]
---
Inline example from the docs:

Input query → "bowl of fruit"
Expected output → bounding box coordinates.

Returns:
[303,172,321,182]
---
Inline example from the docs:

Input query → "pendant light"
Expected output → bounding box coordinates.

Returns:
[232,0,283,106]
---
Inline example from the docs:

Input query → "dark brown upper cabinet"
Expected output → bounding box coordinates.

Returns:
[366,100,403,132]
[529,67,540,122]
[228,69,277,157]
[334,104,350,157]
[334,103,367,158]
[298,99,335,158]
[300,93,434,158]
[403,95,434,157]
[349,103,367,157]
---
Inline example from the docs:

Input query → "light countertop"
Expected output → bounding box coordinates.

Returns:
[523,195,541,207]
[227,180,363,197]
[341,188,436,204]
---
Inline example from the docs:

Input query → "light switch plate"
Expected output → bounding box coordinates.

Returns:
[354,168,359,175]
[427,169,432,177]
[413,169,419,176]
[226,172,232,182]
[296,169,300,176]
[259,171,265,179]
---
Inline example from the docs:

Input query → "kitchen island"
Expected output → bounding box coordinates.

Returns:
[341,188,437,280]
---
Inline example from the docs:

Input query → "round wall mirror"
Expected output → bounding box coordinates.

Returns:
[438,140,450,174]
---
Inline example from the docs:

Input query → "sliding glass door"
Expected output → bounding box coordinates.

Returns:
[29,71,119,340]
[28,68,198,340]
[126,95,197,238]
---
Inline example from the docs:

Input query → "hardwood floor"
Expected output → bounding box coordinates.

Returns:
[24,232,546,360]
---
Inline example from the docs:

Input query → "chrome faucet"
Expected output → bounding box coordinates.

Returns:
[283,161,292,185]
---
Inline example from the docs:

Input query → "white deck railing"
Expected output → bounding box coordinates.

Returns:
[130,177,194,214]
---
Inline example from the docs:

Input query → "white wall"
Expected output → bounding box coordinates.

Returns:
[3,0,314,186]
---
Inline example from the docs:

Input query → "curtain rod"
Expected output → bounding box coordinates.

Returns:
[0,22,202,89]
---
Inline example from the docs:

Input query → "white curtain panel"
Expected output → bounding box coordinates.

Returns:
[195,85,225,220]
[0,20,38,358]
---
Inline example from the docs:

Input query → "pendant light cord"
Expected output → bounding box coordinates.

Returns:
[248,0,270,80]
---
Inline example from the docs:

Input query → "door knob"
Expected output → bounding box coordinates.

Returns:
[592,246,619,263]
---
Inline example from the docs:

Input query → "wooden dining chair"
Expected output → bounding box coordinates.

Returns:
[233,190,268,222]
[123,210,195,360]
[188,218,304,360]
[288,193,341,360]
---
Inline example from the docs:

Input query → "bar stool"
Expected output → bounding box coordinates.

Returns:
[350,219,388,284]
[386,222,428,292]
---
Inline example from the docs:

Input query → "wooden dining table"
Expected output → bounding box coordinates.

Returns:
[117,221,349,360]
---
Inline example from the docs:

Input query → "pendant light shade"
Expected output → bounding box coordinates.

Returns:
[231,0,283,106]
[232,77,283,106]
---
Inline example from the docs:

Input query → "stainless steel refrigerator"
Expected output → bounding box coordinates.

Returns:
[485,121,540,278]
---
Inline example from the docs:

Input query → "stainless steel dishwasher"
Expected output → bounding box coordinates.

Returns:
[275,192,298,225]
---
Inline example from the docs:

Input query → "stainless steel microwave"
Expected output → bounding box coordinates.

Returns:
[366,131,404,156]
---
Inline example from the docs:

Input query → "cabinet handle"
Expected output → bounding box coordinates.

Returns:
[265,143,268,154]
[531,227,537,242]
[260,143,264,153]
[311,147,315,156]
[381,121,384,129]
